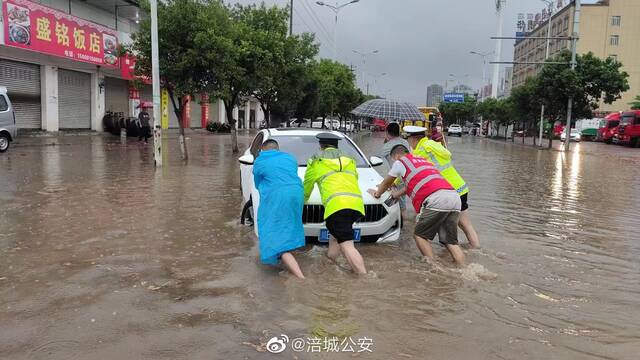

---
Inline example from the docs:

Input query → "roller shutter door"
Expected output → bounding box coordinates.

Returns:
[58,69,91,129]
[0,59,41,129]
[105,77,129,117]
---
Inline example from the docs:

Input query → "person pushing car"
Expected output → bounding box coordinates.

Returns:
[303,133,367,274]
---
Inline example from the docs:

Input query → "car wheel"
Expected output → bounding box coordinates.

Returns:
[0,133,9,153]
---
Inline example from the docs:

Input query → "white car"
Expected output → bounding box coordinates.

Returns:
[560,128,581,142]
[238,128,402,243]
[447,124,463,137]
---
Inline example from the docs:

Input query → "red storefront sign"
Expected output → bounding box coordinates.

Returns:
[121,54,136,80]
[2,0,119,67]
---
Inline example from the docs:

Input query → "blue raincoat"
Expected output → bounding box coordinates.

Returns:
[253,150,305,265]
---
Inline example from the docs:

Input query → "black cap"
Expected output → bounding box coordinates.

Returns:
[316,132,341,147]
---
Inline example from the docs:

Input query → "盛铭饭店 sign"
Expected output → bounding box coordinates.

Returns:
[2,0,119,67]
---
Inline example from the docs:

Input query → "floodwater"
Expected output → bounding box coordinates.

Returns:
[1,131,639,360]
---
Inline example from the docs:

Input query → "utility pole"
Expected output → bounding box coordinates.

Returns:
[564,0,581,151]
[289,0,293,36]
[492,0,505,98]
[150,0,162,167]
[539,0,554,147]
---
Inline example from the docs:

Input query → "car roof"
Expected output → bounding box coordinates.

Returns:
[264,128,347,138]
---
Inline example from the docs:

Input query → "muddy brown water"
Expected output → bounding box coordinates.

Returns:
[1,132,639,360]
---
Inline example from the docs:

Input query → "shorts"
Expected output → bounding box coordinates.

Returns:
[460,193,469,211]
[325,209,363,243]
[414,207,460,246]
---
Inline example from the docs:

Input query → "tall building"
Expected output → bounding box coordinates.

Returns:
[513,0,640,112]
[502,67,513,98]
[452,84,474,96]
[426,84,444,107]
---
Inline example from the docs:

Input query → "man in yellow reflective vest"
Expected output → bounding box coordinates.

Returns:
[404,126,480,248]
[303,133,367,274]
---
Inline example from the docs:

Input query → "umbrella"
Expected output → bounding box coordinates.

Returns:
[351,99,426,122]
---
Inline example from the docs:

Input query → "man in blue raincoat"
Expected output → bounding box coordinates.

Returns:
[253,139,306,279]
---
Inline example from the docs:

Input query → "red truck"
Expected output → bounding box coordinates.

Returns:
[616,110,640,147]
[598,112,621,144]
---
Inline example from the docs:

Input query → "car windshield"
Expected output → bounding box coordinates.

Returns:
[608,120,620,128]
[621,116,634,126]
[571,129,580,134]
[270,135,368,167]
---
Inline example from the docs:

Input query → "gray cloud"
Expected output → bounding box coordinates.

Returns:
[235,0,591,104]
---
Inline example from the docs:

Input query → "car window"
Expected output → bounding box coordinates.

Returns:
[621,116,633,126]
[249,133,264,158]
[0,95,8,112]
[271,135,368,167]
[609,121,619,128]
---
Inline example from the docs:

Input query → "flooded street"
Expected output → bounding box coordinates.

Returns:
[1,131,640,360]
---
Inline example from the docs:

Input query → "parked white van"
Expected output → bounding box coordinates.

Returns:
[0,86,17,152]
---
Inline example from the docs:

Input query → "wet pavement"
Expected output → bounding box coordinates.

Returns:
[1,131,640,360]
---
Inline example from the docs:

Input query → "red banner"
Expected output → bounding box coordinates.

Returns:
[2,0,119,67]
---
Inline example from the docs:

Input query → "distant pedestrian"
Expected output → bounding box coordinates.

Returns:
[253,140,306,279]
[370,144,465,266]
[138,107,151,143]
[377,122,411,215]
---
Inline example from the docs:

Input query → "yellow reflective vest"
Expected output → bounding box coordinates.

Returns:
[413,138,469,195]
[303,148,365,219]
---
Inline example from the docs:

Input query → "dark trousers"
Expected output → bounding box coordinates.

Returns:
[139,126,151,142]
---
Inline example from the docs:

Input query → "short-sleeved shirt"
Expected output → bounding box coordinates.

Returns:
[388,159,460,212]
[138,111,151,127]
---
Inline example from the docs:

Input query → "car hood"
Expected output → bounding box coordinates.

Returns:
[298,167,384,205]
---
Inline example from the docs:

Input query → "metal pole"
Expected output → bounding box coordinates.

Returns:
[289,0,293,36]
[492,0,505,98]
[539,3,553,147]
[333,10,338,60]
[150,0,162,167]
[564,0,581,151]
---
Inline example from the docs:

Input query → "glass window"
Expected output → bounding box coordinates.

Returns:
[0,96,8,112]
[249,133,264,157]
[609,54,618,62]
[610,35,620,46]
[271,135,368,167]
[621,115,633,126]
[612,16,621,26]
[608,120,619,128]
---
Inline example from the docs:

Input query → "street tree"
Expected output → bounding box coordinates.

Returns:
[629,95,640,110]
[132,0,231,159]
[440,95,477,126]
[536,51,629,124]
[314,59,359,127]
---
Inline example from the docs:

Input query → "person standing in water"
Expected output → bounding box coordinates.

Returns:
[253,140,306,279]
[137,106,152,143]
[405,126,480,248]
[378,122,411,216]
[304,133,367,274]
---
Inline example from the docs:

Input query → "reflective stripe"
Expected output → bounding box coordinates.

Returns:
[326,192,361,203]
[406,166,435,184]
[318,170,357,184]
[423,150,451,172]
[456,183,469,194]
[409,174,445,198]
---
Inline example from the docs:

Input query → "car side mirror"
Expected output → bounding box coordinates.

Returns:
[238,154,254,165]
[369,156,384,167]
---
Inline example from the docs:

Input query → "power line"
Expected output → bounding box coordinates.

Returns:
[298,0,339,54]
[293,6,334,49]
[301,0,333,43]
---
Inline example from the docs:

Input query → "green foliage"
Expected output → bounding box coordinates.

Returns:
[440,95,477,125]
[629,95,640,110]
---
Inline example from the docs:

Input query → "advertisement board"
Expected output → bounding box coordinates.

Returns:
[2,0,119,67]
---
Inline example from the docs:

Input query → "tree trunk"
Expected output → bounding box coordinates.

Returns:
[167,87,189,160]
[224,99,239,153]
[322,116,326,129]
[522,121,526,144]
[260,103,270,128]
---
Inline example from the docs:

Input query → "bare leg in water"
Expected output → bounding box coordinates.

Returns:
[458,210,480,248]
[327,237,367,274]
[414,235,434,258]
[281,252,305,279]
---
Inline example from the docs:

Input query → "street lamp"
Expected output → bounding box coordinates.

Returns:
[352,49,379,91]
[369,72,387,96]
[538,0,555,147]
[316,0,360,60]
[470,50,493,97]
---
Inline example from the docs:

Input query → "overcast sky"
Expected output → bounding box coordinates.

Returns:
[235,0,593,105]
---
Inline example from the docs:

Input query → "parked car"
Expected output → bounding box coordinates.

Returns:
[238,128,402,243]
[372,119,387,132]
[575,118,601,141]
[0,86,17,153]
[560,128,581,142]
[616,110,640,147]
[447,124,463,137]
[598,112,621,144]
